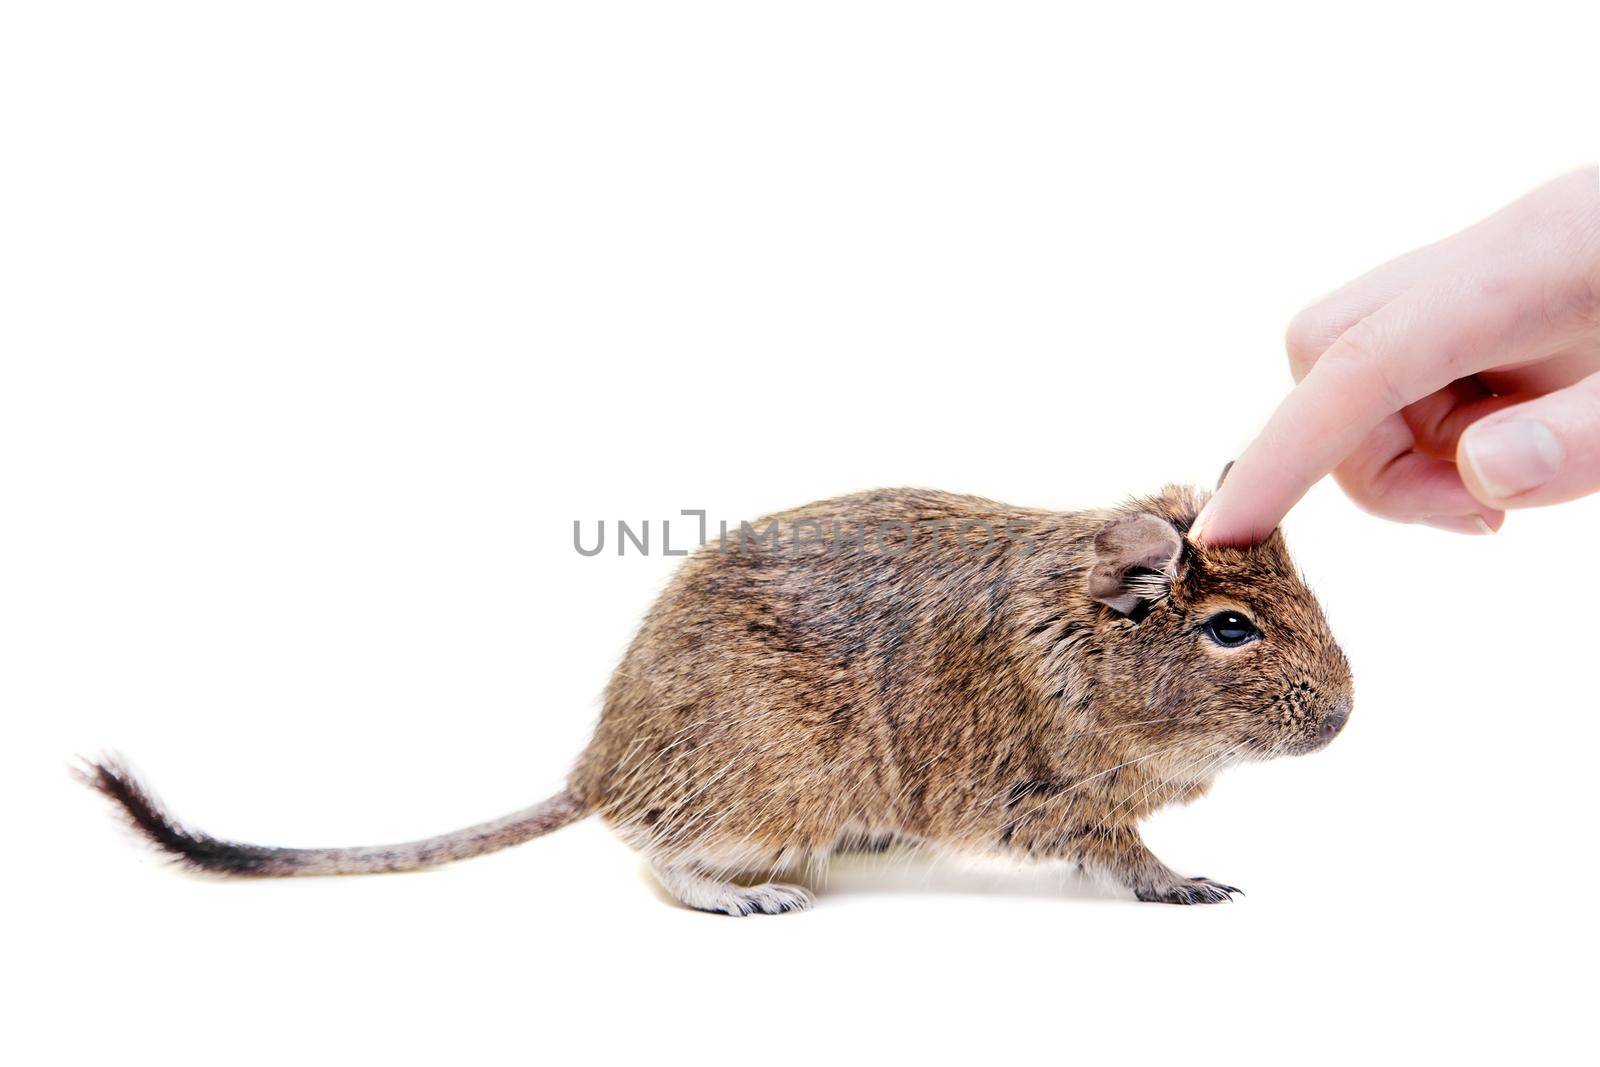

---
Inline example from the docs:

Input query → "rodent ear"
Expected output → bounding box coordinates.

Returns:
[1216,461,1234,490]
[1087,513,1184,617]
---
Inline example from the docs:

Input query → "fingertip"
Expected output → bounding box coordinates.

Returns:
[1419,511,1505,535]
[1188,495,1275,547]
[1186,497,1216,545]
[1190,447,1303,547]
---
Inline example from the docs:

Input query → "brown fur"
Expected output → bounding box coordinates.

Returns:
[84,485,1352,914]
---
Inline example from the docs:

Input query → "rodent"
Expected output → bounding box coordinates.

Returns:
[82,481,1354,914]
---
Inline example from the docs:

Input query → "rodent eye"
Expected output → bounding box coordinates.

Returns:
[1203,610,1260,648]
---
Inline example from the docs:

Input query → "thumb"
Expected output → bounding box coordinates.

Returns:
[1458,371,1600,508]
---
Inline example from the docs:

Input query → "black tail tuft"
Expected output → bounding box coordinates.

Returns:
[78,754,589,877]
[74,755,292,875]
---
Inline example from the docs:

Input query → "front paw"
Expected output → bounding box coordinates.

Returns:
[1135,876,1242,905]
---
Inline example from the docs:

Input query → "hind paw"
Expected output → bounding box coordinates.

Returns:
[651,862,814,916]
[710,882,815,917]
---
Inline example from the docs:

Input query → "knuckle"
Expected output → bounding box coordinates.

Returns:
[1333,470,1385,513]
[1334,468,1407,520]
[1534,274,1599,335]
[1284,308,1341,378]
[1319,318,1407,413]
[1534,250,1600,333]
[1567,270,1600,330]
[1540,194,1600,331]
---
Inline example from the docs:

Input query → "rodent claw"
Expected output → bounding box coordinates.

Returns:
[1137,876,1243,905]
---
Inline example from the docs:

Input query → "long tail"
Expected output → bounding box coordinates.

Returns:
[76,755,590,876]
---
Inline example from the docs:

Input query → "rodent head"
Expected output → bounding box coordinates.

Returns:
[1085,485,1353,760]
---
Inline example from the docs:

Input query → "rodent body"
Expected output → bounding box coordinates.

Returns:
[85,485,1353,914]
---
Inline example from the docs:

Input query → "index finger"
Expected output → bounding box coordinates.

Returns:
[1193,274,1536,546]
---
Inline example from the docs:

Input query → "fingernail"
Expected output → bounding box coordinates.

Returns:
[1462,420,1563,500]
[1188,498,1216,543]
[1421,515,1497,535]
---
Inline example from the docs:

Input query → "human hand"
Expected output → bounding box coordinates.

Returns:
[1193,165,1600,546]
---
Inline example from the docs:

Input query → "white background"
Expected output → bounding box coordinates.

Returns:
[5,2,1598,1063]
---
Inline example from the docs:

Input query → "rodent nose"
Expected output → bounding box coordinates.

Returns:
[1319,705,1350,742]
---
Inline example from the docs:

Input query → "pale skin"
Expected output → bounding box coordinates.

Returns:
[1192,165,1600,547]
